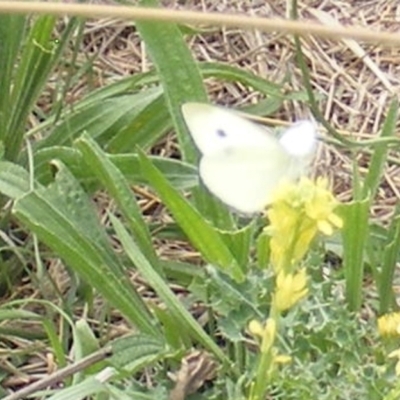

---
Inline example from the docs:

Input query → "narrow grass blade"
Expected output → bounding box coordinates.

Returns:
[339,198,370,311]
[36,88,163,150]
[111,214,230,365]
[362,99,398,200]
[378,208,400,314]
[138,150,245,282]
[0,15,26,137]
[6,15,74,160]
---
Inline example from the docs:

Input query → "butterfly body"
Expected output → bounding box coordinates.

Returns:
[181,103,317,214]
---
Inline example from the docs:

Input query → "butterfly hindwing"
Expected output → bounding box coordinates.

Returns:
[200,146,292,214]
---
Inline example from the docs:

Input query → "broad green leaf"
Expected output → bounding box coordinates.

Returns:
[0,161,32,199]
[220,223,256,271]
[34,146,197,189]
[75,134,158,268]
[73,319,101,381]
[256,230,271,270]
[106,93,169,153]
[13,163,158,335]
[136,0,207,162]
[110,333,168,373]
[135,0,234,229]
[0,308,41,321]
[109,154,197,189]
[27,70,159,138]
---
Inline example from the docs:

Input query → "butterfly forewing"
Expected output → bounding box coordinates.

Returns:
[182,103,276,155]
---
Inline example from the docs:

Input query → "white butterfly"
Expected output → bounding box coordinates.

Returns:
[181,102,317,214]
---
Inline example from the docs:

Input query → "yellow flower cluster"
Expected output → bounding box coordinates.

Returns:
[247,177,343,400]
[378,312,400,338]
[378,313,400,376]
[266,177,343,274]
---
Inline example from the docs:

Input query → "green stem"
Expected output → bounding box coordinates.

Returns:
[248,303,280,400]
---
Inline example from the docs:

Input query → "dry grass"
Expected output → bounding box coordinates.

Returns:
[3,0,400,396]
[76,0,400,221]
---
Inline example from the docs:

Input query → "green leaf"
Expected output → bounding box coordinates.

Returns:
[13,163,158,335]
[46,376,108,400]
[110,333,168,373]
[219,223,256,270]
[136,0,207,163]
[34,146,198,190]
[339,198,370,311]
[200,61,282,97]
[105,92,169,153]
[362,98,398,200]
[27,70,158,139]
[75,134,159,269]
[0,161,32,199]
[378,207,400,313]
[36,88,163,151]
[111,214,230,365]
[73,319,101,381]
[256,230,271,270]
[138,150,245,282]
[0,15,26,135]
[6,15,74,161]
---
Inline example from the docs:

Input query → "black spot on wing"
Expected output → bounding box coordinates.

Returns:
[216,128,227,138]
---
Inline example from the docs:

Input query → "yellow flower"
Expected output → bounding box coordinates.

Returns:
[303,177,343,234]
[266,177,342,273]
[274,269,308,312]
[274,354,292,365]
[260,318,276,353]
[248,318,276,353]
[378,312,400,338]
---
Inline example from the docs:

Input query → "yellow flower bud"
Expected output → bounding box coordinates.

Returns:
[248,320,264,338]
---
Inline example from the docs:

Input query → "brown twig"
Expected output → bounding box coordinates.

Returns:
[3,347,113,400]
